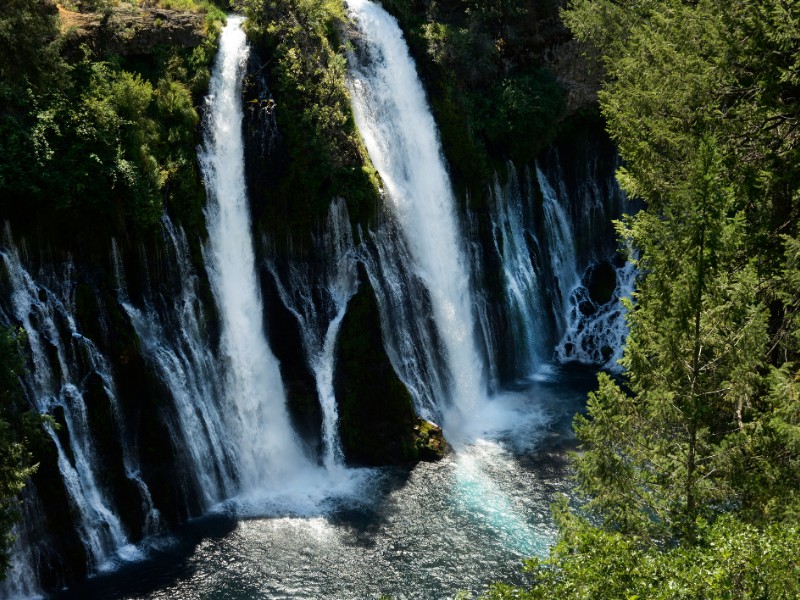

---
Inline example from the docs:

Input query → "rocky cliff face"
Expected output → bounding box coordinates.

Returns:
[58,3,204,55]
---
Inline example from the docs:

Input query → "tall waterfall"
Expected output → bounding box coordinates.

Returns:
[346,0,486,429]
[199,16,310,491]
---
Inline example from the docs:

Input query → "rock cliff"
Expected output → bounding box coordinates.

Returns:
[58,3,204,55]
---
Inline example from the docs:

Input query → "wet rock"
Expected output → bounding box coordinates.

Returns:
[586,260,616,306]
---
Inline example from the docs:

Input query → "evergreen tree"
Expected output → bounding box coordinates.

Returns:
[486,0,800,595]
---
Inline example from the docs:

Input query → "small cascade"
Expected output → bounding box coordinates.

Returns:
[1,494,45,600]
[555,258,635,369]
[488,167,551,372]
[113,221,237,508]
[199,15,311,491]
[0,228,139,581]
[466,208,500,391]
[482,158,633,377]
[359,222,448,422]
[267,198,358,470]
[536,166,581,335]
[346,0,486,429]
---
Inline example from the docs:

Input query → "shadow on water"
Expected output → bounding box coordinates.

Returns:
[52,467,415,599]
[54,513,238,600]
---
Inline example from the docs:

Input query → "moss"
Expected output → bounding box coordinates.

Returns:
[334,265,447,465]
[241,0,382,249]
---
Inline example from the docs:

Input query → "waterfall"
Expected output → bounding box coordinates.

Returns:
[482,158,633,377]
[199,16,311,491]
[537,166,580,335]
[0,227,151,591]
[555,258,635,369]
[113,221,238,509]
[488,166,551,373]
[267,198,358,470]
[346,0,486,429]
[359,222,448,422]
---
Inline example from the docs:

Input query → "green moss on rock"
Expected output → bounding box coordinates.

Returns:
[335,265,448,465]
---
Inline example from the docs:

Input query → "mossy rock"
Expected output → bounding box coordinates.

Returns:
[334,264,448,466]
[409,418,449,462]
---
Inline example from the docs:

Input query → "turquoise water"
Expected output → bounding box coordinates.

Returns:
[57,368,593,599]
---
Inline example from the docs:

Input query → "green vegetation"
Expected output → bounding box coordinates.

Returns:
[62,0,226,14]
[486,512,800,599]
[0,328,43,580]
[239,0,381,243]
[0,0,225,248]
[380,0,567,198]
[487,0,800,596]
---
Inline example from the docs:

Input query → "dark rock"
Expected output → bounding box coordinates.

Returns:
[586,260,616,306]
[334,263,448,466]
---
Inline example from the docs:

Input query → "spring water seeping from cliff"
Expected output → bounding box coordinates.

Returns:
[267,198,358,471]
[346,0,487,433]
[0,228,155,598]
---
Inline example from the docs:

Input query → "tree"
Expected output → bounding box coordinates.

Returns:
[485,0,800,595]
[484,509,800,599]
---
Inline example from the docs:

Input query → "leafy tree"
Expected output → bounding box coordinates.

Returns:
[0,0,63,88]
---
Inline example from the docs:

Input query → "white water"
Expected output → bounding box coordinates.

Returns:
[359,222,448,421]
[113,224,238,508]
[346,0,486,432]
[489,166,550,372]
[0,228,147,591]
[268,198,358,470]
[199,16,312,492]
[537,166,581,335]
[482,159,634,374]
[556,257,636,369]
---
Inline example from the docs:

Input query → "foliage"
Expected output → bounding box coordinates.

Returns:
[381,0,568,197]
[0,0,224,244]
[0,328,42,580]
[487,0,800,596]
[484,509,800,600]
[0,0,64,87]
[239,0,381,241]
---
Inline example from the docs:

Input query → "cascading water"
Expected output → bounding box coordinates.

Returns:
[488,166,551,373]
[537,166,581,335]
[199,15,314,494]
[359,222,449,421]
[346,0,486,430]
[267,198,358,470]
[482,157,634,376]
[0,227,153,596]
[113,220,238,509]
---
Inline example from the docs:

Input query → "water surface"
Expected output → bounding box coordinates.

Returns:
[57,368,593,599]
